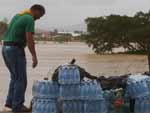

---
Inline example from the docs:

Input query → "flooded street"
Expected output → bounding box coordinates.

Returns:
[0,42,148,109]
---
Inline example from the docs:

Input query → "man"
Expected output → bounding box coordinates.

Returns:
[2,4,45,112]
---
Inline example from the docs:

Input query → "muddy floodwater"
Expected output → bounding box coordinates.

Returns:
[0,42,148,110]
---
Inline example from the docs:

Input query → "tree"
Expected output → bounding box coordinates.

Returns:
[0,21,7,39]
[85,10,150,71]
[128,11,150,71]
[85,15,133,54]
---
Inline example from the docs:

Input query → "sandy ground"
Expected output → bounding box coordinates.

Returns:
[0,42,148,110]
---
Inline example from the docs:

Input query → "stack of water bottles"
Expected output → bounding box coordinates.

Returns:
[80,80,107,113]
[59,65,81,100]
[58,64,83,113]
[32,80,59,113]
[125,74,150,113]
[58,64,107,113]
[103,89,130,113]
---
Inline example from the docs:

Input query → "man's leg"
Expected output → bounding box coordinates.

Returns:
[2,46,27,111]
[12,51,27,111]
[2,46,17,108]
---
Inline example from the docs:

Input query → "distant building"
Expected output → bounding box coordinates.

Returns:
[58,31,81,37]
[34,29,83,41]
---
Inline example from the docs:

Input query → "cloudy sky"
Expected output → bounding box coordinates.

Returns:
[0,0,150,30]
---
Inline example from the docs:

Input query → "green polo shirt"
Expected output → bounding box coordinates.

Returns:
[3,14,35,47]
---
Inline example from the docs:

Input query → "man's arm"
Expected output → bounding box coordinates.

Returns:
[26,32,38,68]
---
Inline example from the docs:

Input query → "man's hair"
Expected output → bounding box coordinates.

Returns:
[30,4,45,15]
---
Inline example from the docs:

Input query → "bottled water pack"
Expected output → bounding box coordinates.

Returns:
[59,84,81,100]
[32,98,58,113]
[63,99,107,113]
[85,100,107,113]
[126,74,150,98]
[58,65,80,84]
[63,100,85,113]
[32,80,59,98]
[80,80,103,100]
[134,97,150,113]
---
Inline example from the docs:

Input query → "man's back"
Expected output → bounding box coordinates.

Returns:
[4,14,35,47]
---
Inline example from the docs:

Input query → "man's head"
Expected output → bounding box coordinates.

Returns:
[30,4,45,20]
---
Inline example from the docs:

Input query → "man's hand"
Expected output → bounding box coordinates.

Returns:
[32,55,38,68]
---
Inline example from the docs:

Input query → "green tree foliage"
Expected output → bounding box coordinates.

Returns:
[85,15,134,53]
[85,10,150,71]
[0,21,7,39]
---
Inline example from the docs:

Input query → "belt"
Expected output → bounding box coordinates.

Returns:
[3,42,23,48]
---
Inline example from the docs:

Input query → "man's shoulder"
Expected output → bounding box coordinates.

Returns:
[20,14,34,21]
[11,14,34,23]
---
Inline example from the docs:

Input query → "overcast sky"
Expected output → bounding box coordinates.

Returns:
[0,0,150,30]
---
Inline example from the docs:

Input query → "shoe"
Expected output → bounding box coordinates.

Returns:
[5,104,12,109]
[12,105,31,113]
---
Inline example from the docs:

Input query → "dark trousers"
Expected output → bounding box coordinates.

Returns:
[2,46,27,111]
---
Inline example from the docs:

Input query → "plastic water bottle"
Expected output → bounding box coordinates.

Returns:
[72,67,75,83]
[87,82,91,99]
[60,85,65,99]
[62,67,66,84]
[145,98,150,113]
[89,82,93,99]
[92,82,95,99]
[100,99,107,113]
[32,81,41,97]
[45,82,50,97]
[83,82,87,99]
[58,66,65,84]
[39,82,45,97]
[76,67,80,81]
[142,80,149,96]
[139,97,145,113]
[70,67,73,83]
[45,101,49,113]
[32,86,36,97]
[35,100,41,113]
[126,82,131,98]
[93,81,97,99]
[74,67,80,83]
[142,97,146,113]
[32,81,37,97]
[146,79,150,92]
[85,101,89,113]
[135,98,140,113]
[32,100,37,113]
[84,82,88,99]
[80,82,84,99]
[85,82,89,99]
[96,81,103,99]
[129,82,136,98]
[66,66,69,82]
[132,82,136,97]
[67,67,71,83]
[134,82,141,97]
[51,101,57,113]
[52,81,58,98]
[76,85,81,99]
[78,100,84,113]
[71,85,74,99]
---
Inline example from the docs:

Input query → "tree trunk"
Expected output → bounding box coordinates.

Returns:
[148,54,150,72]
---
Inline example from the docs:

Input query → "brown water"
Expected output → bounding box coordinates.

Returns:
[0,42,148,109]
